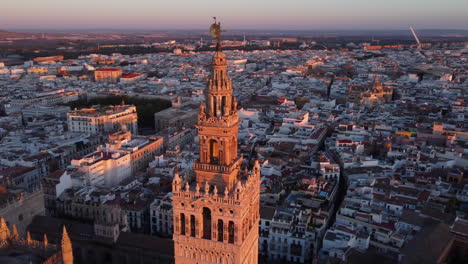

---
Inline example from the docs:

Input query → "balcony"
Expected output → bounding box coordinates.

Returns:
[194,157,242,174]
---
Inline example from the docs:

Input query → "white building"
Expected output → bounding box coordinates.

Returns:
[71,150,132,187]
[261,207,316,263]
[321,225,370,259]
[67,105,138,135]
[6,90,79,114]
[319,152,341,180]
[22,105,70,121]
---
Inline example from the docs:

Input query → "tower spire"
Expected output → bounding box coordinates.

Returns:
[195,18,241,189]
[0,217,10,241]
[61,225,73,264]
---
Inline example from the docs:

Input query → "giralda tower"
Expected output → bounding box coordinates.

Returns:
[172,20,260,264]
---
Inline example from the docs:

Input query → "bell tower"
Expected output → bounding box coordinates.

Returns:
[195,37,241,191]
[172,19,260,264]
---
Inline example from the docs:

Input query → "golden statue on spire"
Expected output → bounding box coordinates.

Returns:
[210,17,225,50]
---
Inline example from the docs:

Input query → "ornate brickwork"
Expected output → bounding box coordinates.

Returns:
[0,216,73,264]
[172,22,260,264]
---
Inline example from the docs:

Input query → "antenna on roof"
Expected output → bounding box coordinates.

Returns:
[243,32,246,48]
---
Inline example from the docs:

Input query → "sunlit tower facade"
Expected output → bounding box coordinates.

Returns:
[172,20,260,264]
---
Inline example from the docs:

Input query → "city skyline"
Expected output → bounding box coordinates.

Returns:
[0,2,467,264]
[2,0,468,31]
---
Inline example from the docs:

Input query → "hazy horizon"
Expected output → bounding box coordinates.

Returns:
[4,28,468,40]
[2,0,467,31]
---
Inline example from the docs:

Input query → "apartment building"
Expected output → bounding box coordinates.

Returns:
[67,104,138,135]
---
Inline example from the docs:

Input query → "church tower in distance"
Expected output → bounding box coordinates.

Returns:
[172,19,260,264]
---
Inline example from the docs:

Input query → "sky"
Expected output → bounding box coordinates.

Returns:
[1,0,467,31]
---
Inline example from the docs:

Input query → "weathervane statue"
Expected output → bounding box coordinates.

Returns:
[210,17,225,51]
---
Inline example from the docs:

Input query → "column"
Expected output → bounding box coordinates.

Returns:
[223,221,228,242]
[210,95,215,117]
[196,218,201,238]
[184,214,190,236]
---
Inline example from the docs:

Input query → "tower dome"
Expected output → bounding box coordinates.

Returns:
[212,51,227,66]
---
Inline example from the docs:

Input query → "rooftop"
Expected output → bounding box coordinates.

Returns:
[69,105,136,117]
[95,68,121,72]
[0,165,35,179]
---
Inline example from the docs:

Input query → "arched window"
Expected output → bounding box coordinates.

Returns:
[218,219,224,242]
[221,96,227,116]
[202,207,212,239]
[180,213,186,235]
[190,215,196,237]
[228,221,235,244]
[209,140,219,164]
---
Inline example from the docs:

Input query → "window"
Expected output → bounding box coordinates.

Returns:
[202,207,212,239]
[228,221,235,243]
[180,213,186,235]
[218,219,224,242]
[190,215,196,237]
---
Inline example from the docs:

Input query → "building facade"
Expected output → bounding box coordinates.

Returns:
[151,195,173,237]
[42,169,73,217]
[154,105,198,132]
[71,150,132,187]
[94,68,122,82]
[0,165,39,190]
[5,90,79,114]
[172,34,260,264]
[0,186,45,236]
[67,105,138,135]
[22,105,70,122]
[69,130,164,187]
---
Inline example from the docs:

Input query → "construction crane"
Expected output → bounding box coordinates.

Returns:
[410,26,427,59]
[410,26,422,49]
